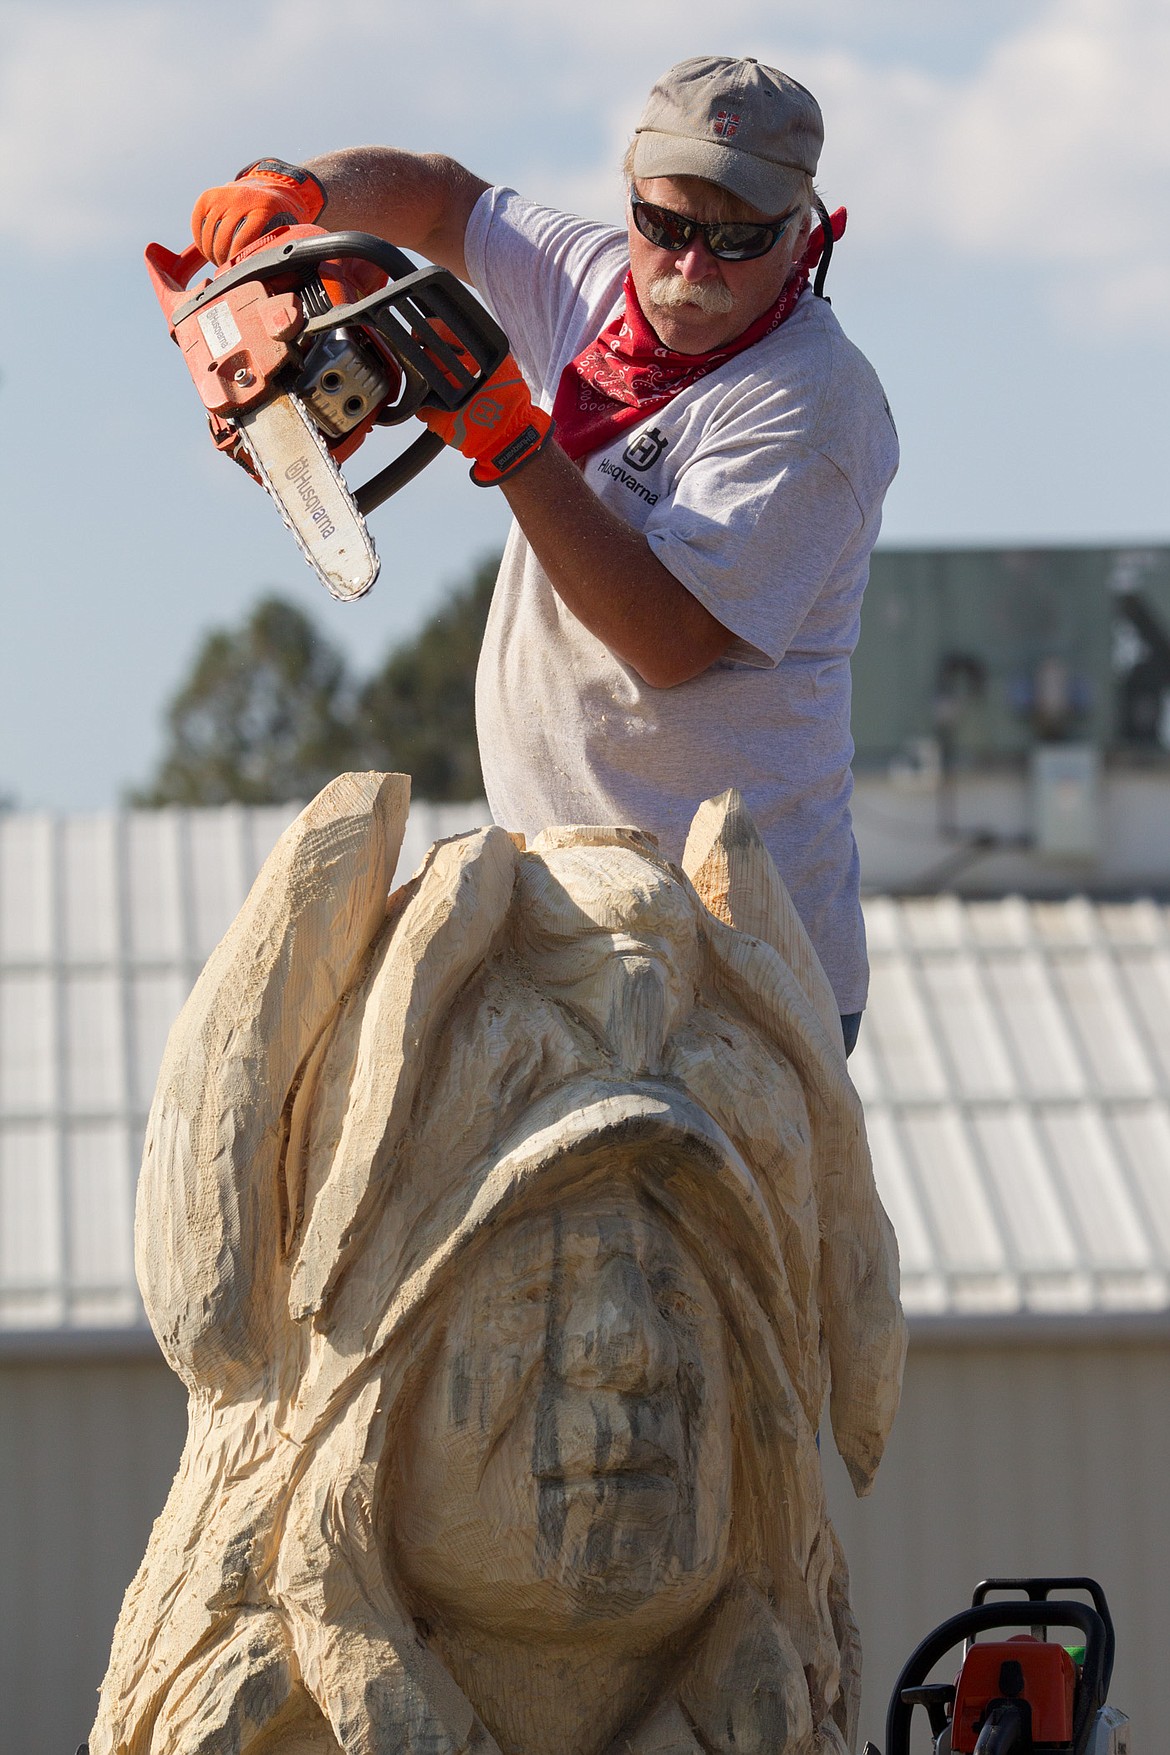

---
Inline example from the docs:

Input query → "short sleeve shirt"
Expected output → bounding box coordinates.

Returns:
[464,187,899,1012]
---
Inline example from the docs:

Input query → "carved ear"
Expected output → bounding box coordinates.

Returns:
[135,772,409,1395]
[682,789,842,1052]
[698,914,905,1496]
[288,826,519,1323]
[677,1583,814,1755]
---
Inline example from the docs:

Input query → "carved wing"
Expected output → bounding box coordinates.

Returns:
[135,772,410,1396]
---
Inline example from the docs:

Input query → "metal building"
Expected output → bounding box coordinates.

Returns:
[2,803,1168,1755]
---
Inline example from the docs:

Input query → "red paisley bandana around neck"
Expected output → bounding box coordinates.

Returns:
[552,206,847,464]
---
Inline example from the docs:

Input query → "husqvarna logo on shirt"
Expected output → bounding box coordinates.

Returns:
[622,427,668,471]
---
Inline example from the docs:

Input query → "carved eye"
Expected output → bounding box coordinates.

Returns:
[509,1279,547,1305]
[651,1274,698,1322]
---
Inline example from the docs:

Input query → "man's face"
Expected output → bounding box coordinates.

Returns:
[627,175,811,355]
[388,1182,733,1643]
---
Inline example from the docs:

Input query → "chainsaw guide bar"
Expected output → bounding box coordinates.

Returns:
[236,392,379,601]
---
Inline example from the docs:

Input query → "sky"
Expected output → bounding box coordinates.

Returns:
[2,0,1168,810]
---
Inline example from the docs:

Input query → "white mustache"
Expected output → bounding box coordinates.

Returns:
[645,273,735,316]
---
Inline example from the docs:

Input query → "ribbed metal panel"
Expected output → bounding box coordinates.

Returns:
[3,812,1170,1334]
[853,894,1170,1319]
[0,800,489,1335]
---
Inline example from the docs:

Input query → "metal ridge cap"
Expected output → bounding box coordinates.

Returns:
[0,1324,163,1363]
[906,1306,1170,1346]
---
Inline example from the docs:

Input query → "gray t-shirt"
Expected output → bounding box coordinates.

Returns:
[464,187,899,1012]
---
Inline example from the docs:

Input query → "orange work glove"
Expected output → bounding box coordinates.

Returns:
[191,158,326,266]
[421,353,554,486]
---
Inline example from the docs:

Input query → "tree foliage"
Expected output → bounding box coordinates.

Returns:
[354,554,496,800]
[133,556,499,806]
[132,597,358,806]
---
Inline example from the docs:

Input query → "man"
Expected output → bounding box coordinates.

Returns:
[191,55,899,1046]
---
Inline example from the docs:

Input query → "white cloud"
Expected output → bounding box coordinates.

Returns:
[2,0,1167,328]
[0,7,194,244]
[0,0,454,249]
[801,0,1170,327]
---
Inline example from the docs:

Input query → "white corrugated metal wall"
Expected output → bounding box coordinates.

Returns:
[0,802,486,1330]
[823,1333,1170,1755]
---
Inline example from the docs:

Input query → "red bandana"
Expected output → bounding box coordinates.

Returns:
[552,207,847,463]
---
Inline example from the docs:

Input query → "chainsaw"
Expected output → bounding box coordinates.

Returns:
[871,1577,1129,1755]
[145,225,510,601]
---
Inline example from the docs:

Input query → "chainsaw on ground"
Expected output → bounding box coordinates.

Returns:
[870,1577,1129,1755]
[145,225,510,601]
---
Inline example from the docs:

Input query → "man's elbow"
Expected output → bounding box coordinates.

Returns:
[632,652,717,689]
[630,623,734,689]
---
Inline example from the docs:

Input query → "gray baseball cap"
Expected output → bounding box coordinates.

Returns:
[632,55,823,216]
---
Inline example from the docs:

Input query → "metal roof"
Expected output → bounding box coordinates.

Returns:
[852,894,1170,1324]
[2,809,1168,1344]
[0,803,479,1341]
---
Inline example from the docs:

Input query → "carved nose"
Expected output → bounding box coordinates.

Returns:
[559,1255,677,1392]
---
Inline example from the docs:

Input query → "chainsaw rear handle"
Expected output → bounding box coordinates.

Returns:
[144,240,209,315]
[884,1598,1109,1755]
[970,1580,1115,1697]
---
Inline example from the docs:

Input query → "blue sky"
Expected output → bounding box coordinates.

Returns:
[2,0,1168,809]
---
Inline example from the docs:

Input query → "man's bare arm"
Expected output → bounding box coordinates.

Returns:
[500,441,734,689]
[284,151,732,686]
[303,149,488,280]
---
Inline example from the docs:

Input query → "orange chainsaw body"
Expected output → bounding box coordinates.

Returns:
[952,1638,1076,1752]
[145,226,396,465]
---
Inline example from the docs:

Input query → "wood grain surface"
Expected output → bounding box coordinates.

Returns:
[89,780,905,1755]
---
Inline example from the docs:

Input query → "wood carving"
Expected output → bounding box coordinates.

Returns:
[89,775,905,1755]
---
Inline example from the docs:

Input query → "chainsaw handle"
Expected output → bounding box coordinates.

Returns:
[167,229,417,328]
[885,1601,1108,1755]
[970,1579,1115,1696]
[353,431,446,515]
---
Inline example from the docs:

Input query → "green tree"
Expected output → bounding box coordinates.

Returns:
[354,553,497,800]
[132,596,357,805]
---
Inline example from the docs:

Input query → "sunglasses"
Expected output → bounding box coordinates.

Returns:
[629,188,799,262]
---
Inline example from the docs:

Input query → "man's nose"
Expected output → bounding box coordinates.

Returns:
[559,1255,677,1393]
[675,237,719,281]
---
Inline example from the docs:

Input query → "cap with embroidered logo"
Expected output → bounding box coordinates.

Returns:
[632,55,823,216]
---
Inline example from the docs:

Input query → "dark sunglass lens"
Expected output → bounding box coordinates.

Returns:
[707,223,772,260]
[635,201,694,251]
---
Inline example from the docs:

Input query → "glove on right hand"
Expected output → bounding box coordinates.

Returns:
[191,158,326,265]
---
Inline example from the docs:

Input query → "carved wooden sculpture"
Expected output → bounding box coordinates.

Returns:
[89,774,905,1755]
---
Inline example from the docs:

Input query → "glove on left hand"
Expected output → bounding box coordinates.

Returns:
[191,158,326,265]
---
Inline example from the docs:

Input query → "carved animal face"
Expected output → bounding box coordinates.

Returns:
[388,1181,733,1645]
